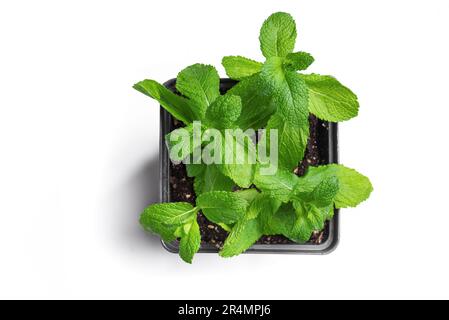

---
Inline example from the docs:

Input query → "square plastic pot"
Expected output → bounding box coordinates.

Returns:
[159,78,339,255]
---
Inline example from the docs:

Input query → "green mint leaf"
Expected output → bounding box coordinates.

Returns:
[265,202,325,243]
[260,201,325,242]
[139,202,197,242]
[262,203,296,236]
[311,176,340,207]
[253,166,299,203]
[235,189,260,204]
[261,58,310,170]
[220,192,279,257]
[219,218,261,258]
[290,201,326,242]
[265,113,309,171]
[228,74,277,130]
[205,94,242,129]
[301,74,359,122]
[165,124,199,163]
[180,127,256,191]
[133,79,195,124]
[196,191,250,224]
[321,204,336,220]
[186,164,235,195]
[285,51,314,71]
[295,175,340,208]
[163,206,199,225]
[216,132,256,188]
[186,162,204,177]
[176,64,220,119]
[249,194,282,229]
[259,12,297,58]
[245,192,270,220]
[222,56,263,80]
[296,164,373,208]
[179,219,201,264]
[217,222,232,232]
[139,202,201,263]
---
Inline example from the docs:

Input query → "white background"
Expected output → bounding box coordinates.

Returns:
[1,0,448,300]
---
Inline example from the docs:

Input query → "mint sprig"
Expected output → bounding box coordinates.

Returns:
[139,203,200,263]
[135,64,256,192]
[222,12,360,169]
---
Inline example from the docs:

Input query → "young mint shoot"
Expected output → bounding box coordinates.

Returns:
[223,12,360,170]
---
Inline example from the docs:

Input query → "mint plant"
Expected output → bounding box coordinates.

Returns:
[134,12,372,263]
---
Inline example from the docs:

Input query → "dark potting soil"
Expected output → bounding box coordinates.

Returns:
[168,115,331,250]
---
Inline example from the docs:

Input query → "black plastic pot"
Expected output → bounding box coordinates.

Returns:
[159,78,339,255]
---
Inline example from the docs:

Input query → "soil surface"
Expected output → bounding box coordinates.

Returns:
[169,115,331,249]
